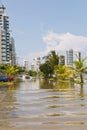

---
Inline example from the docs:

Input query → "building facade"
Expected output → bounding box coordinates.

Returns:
[66,49,73,66]
[10,37,16,65]
[0,6,15,65]
[31,57,41,72]
[0,28,6,63]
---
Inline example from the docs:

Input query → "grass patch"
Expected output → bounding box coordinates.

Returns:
[58,79,70,83]
[0,82,14,86]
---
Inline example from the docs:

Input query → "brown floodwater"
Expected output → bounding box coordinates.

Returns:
[0,78,87,130]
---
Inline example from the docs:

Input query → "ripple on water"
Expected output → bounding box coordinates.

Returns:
[0,80,87,130]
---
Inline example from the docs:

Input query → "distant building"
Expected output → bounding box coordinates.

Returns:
[59,55,65,65]
[23,60,29,70]
[10,37,16,65]
[66,49,73,66]
[31,64,35,71]
[31,57,41,72]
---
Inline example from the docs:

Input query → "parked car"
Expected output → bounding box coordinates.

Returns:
[0,75,9,82]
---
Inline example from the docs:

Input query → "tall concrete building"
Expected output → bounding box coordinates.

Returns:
[0,6,10,64]
[66,49,73,66]
[0,27,6,63]
[10,37,16,65]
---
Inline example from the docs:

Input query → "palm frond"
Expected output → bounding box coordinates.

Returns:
[79,66,87,72]
[82,56,87,63]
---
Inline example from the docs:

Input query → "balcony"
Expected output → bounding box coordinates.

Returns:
[2,51,6,54]
[1,39,6,42]
[2,43,6,45]
[2,54,6,57]
[1,47,6,49]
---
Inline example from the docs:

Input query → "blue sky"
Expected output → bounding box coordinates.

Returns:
[1,0,87,65]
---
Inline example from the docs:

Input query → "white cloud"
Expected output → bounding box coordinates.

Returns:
[28,32,87,64]
[43,32,87,54]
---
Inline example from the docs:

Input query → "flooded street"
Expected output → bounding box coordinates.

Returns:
[0,79,87,130]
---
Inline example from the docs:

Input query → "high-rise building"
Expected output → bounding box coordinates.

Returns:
[23,60,29,70]
[66,49,73,66]
[10,37,16,65]
[0,6,10,64]
[0,27,6,63]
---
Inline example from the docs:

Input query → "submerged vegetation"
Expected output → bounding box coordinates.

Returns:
[39,50,87,84]
[0,64,20,86]
[0,50,87,86]
[69,55,87,83]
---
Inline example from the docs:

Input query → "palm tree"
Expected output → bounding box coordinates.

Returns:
[44,50,59,76]
[6,65,19,76]
[70,55,87,83]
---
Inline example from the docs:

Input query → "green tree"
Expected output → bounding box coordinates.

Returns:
[6,65,20,76]
[39,63,52,78]
[0,64,9,74]
[0,64,20,77]
[45,50,59,68]
[70,55,87,83]
[28,70,37,77]
[40,50,59,77]
[54,65,71,80]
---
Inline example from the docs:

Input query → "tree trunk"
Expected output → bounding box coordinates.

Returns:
[80,74,83,83]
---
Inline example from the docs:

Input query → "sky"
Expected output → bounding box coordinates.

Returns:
[1,0,87,65]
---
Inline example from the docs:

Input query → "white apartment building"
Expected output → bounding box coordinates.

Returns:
[31,57,41,72]
[0,27,6,63]
[0,6,10,64]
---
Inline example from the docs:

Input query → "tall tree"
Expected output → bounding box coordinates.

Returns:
[70,55,87,83]
[39,63,52,78]
[46,50,59,65]
[40,50,59,77]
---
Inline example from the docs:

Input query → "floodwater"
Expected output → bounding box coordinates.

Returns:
[0,79,87,130]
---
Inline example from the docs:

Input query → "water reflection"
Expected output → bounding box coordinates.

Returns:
[0,79,87,130]
[79,85,84,98]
